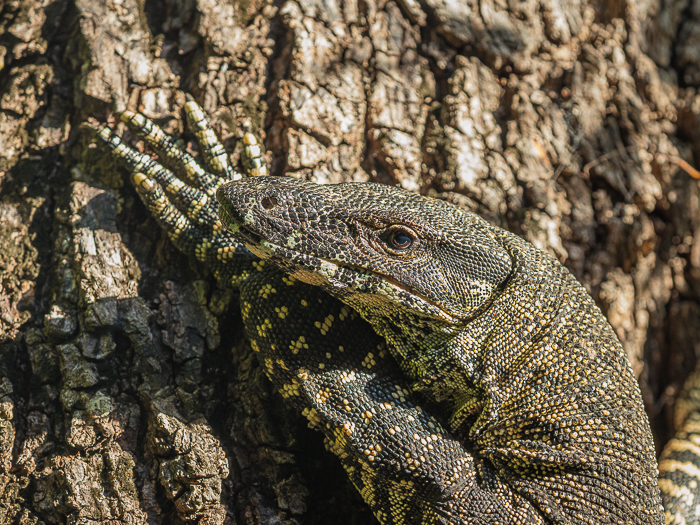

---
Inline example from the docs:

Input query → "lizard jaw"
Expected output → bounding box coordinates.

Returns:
[216,177,478,324]
[225,218,467,325]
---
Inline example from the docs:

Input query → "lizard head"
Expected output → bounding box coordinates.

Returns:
[217,176,513,326]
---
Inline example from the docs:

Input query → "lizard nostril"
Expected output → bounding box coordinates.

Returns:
[260,195,278,210]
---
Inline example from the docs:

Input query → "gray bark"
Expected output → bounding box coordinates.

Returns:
[0,0,699,523]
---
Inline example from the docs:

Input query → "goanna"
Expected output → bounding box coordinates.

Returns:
[98,100,696,525]
[217,176,665,525]
[99,101,533,525]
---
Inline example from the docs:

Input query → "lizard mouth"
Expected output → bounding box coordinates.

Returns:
[217,184,469,324]
[219,204,466,324]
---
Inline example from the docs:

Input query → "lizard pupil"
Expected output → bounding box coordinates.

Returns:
[388,230,413,250]
[260,195,278,210]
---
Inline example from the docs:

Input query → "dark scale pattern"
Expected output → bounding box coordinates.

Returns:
[98,101,545,524]
[98,101,700,525]
[217,176,666,524]
[240,266,547,524]
[659,368,700,525]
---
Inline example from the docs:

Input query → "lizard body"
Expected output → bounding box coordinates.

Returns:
[217,176,664,524]
[99,102,700,525]
[100,103,546,524]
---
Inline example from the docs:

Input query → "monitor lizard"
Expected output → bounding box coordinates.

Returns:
[97,100,699,525]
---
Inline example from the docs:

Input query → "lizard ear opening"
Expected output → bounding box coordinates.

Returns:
[436,234,513,318]
[381,211,513,321]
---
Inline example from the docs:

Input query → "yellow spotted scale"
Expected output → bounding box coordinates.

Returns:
[98,99,502,525]
[98,98,700,525]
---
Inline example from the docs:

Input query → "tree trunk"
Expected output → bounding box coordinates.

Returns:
[1,0,699,523]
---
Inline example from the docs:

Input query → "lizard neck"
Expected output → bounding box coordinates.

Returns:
[348,232,581,439]
[352,305,489,431]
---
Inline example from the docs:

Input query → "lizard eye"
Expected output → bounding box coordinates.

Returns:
[385,228,415,251]
[260,195,278,210]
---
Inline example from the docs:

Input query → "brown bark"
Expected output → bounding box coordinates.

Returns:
[0,0,699,523]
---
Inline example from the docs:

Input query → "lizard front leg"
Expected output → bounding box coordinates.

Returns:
[97,100,254,287]
[97,101,544,524]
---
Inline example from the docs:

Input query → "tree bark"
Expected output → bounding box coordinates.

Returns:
[1,0,699,523]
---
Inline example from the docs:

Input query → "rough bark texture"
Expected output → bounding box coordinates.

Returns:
[0,0,699,523]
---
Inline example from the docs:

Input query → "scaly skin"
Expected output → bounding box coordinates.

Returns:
[98,101,700,524]
[217,176,665,524]
[98,101,546,524]
[658,367,700,525]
